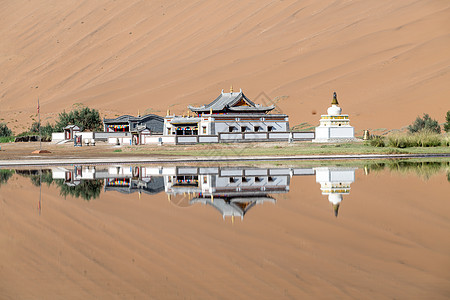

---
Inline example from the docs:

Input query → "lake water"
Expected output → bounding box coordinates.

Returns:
[1,160,449,299]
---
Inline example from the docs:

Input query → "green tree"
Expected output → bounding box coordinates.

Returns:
[408,113,441,134]
[0,123,12,137]
[29,121,55,139]
[54,106,102,132]
[444,111,450,133]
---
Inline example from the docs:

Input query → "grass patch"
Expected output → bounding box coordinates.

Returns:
[113,149,122,153]
[0,136,14,143]
[114,141,449,157]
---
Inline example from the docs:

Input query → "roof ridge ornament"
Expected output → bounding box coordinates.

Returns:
[230,85,233,93]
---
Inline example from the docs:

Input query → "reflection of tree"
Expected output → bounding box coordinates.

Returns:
[366,160,450,181]
[29,170,54,187]
[53,179,103,201]
[15,169,103,201]
[0,169,14,186]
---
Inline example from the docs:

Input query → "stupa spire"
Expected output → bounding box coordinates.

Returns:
[331,92,339,105]
[333,203,340,217]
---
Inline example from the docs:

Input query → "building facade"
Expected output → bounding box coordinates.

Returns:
[164,88,290,142]
[103,114,164,134]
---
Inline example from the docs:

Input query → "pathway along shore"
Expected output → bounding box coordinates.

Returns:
[1,153,449,167]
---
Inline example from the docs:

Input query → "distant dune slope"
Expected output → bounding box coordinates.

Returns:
[0,0,449,133]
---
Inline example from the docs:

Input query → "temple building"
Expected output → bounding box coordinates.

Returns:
[103,114,164,133]
[314,92,355,142]
[314,167,356,217]
[164,87,291,143]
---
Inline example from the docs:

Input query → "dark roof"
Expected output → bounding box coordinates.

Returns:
[190,195,276,218]
[188,90,275,113]
[104,114,163,124]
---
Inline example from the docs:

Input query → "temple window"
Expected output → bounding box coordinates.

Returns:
[254,126,261,132]
[267,126,274,132]
[202,126,207,134]
[229,126,236,132]
[241,126,248,132]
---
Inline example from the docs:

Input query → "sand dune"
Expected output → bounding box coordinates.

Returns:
[0,0,449,133]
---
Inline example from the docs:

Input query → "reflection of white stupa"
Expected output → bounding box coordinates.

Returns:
[314,92,355,142]
[314,167,356,217]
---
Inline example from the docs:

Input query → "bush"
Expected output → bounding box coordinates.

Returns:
[369,136,385,147]
[0,123,12,137]
[444,111,450,133]
[386,131,442,148]
[408,113,441,134]
[0,136,15,143]
[54,106,102,132]
[442,134,450,147]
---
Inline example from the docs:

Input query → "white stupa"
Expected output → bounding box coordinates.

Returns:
[314,167,356,217]
[314,92,355,142]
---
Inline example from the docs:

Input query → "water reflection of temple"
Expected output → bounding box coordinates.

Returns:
[314,167,356,217]
[51,165,356,219]
[164,167,300,221]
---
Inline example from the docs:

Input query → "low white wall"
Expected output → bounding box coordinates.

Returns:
[143,135,176,144]
[244,133,267,140]
[198,136,219,143]
[108,137,132,145]
[219,133,243,141]
[176,136,197,144]
[292,132,315,140]
[268,132,290,139]
[79,132,94,140]
[51,132,65,142]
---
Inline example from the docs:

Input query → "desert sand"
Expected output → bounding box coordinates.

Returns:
[0,168,449,299]
[0,0,449,134]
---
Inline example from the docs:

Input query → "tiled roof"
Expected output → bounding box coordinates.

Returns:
[189,90,275,113]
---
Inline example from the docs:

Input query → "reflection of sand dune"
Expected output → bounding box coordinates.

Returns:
[1,166,450,298]
[1,1,449,133]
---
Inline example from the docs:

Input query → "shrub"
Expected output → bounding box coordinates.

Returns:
[442,134,450,147]
[387,131,442,148]
[408,113,441,134]
[369,136,385,147]
[0,136,15,143]
[54,106,102,132]
[444,111,450,133]
[386,134,410,148]
[0,123,12,137]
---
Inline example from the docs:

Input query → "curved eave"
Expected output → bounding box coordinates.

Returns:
[227,105,275,113]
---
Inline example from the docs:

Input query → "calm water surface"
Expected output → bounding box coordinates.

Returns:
[1,160,449,299]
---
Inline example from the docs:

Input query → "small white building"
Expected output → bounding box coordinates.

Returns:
[314,92,355,142]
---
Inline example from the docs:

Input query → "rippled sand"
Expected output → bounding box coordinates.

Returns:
[1,0,449,133]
